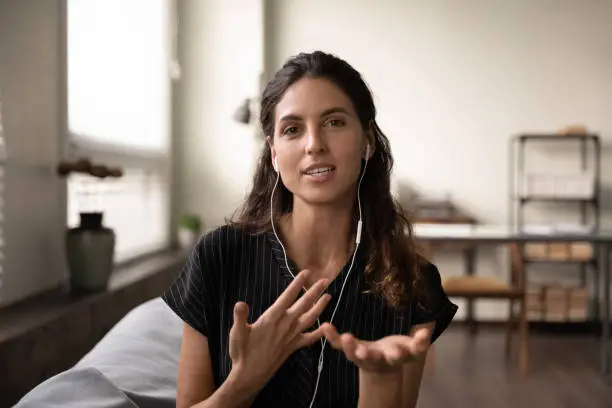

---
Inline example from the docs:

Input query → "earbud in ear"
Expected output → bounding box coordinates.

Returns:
[273,157,279,172]
[365,144,370,160]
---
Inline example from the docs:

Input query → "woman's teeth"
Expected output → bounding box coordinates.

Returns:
[306,167,333,175]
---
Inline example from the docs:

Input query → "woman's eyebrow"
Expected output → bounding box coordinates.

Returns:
[279,106,350,122]
[319,107,350,117]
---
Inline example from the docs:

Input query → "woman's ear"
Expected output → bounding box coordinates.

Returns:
[365,122,376,159]
[266,136,278,171]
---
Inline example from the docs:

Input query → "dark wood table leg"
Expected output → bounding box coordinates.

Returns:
[464,246,478,334]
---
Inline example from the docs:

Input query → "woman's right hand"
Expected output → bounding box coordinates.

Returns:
[227,269,331,397]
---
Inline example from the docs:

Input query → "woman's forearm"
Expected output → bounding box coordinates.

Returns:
[192,369,258,408]
[357,368,403,408]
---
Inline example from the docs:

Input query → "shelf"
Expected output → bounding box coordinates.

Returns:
[509,131,601,324]
[524,241,594,261]
[517,195,597,203]
[516,133,600,142]
[520,172,597,200]
[509,131,602,231]
[526,285,590,323]
[524,258,595,265]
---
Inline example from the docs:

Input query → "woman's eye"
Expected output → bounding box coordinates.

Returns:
[282,126,298,135]
[325,119,345,127]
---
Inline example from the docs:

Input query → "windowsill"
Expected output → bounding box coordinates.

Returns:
[0,248,187,407]
[0,249,186,343]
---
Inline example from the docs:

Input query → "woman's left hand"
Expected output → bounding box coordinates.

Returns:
[320,323,432,373]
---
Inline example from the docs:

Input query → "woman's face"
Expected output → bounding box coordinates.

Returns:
[268,76,369,207]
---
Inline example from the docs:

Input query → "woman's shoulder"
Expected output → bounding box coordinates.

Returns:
[417,258,444,291]
[413,257,448,306]
[410,257,458,342]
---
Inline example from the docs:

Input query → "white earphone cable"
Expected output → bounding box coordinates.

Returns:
[270,151,369,408]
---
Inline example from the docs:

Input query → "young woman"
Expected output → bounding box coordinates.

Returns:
[163,50,457,408]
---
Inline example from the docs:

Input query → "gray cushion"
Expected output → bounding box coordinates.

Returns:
[14,367,138,408]
[16,297,184,408]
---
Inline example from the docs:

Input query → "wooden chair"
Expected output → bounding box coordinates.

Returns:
[424,243,530,375]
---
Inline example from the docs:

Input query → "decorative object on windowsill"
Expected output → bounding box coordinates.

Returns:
[57,157,124,178]
[178,213,202,250]
[232,95,264,139]
[233,72,266,138]
[233,98,252,124]
[57,157,124,293]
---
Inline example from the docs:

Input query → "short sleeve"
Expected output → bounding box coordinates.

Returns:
[411,262,458,344]
[161,230,221,338]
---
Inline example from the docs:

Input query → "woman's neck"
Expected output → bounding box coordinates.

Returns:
[279,200,356,284]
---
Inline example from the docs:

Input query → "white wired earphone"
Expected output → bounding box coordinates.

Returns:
[270,143,370,408]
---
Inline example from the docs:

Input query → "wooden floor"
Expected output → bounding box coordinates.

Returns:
[418,326,612,408]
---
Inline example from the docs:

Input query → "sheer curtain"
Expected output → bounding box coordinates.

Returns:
[67,0,173,262]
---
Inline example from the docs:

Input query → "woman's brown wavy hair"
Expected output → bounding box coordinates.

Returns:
[230,51,426,310]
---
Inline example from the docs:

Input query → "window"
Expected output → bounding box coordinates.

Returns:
[67,0,174,262]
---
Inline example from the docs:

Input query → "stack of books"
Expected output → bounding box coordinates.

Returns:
[567,287,589,321]
[524,286,589,322]
[544,287,569,321]
[524,242,593,261]
[526,287,544,321]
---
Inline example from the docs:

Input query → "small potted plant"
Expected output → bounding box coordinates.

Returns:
[178,213,202,249]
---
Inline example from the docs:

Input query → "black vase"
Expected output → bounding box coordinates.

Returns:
[65,212,116,293]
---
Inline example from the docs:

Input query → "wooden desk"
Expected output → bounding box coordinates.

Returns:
[414,223,612,377]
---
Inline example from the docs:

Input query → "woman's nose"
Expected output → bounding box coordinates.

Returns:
[305,125,326,154]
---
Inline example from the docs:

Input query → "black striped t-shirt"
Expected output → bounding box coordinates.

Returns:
[162,224,457,408]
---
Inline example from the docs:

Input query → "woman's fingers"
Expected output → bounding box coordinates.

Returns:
[320,323,342,348]
[340,333,361,362]
[291,291,332,349]
[380,341,405,365]
[269,269,310,315]
[321,324,360,358]
[393,333,429,361]
[295,292,331,331]
[231,301,250,341]
[342,337,389,372]
[321,328,428,369]
[321,325,371,365]
[411,327,432,354]
[287,278,329,318]
[296,325,325,348]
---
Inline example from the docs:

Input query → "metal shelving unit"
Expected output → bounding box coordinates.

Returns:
[510,133,601,230]
[509,133,602,323]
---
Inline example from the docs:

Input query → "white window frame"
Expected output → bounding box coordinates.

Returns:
[66,138,173,263]
[65,0,179,264]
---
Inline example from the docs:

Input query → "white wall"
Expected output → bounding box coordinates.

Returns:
[0,0,68,307]
[266,0,612,220]
[264,0,612,320]
[173,0,612,320]
[173,0,264,230]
